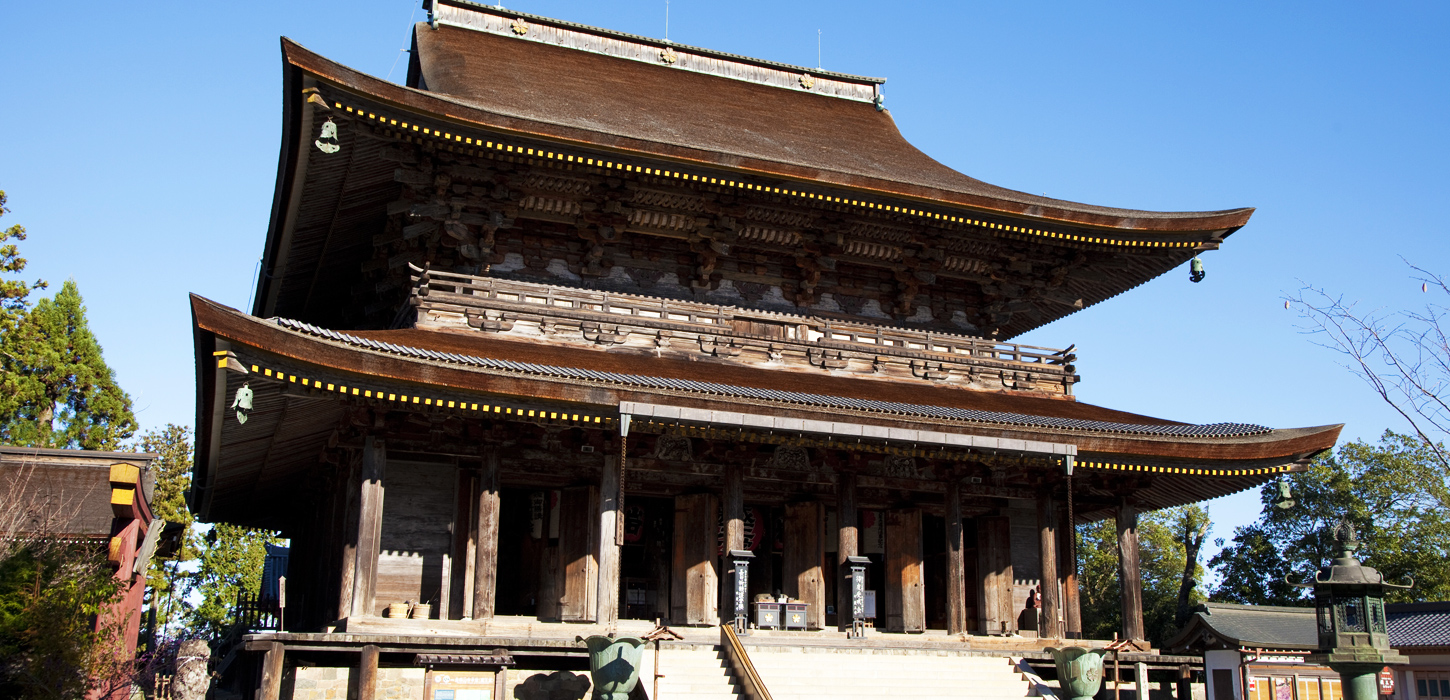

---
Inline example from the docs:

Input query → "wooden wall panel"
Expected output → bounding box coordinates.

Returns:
[976,515,1014,634]
[671,493,719,625]
[375,461,456,616]
[558,486,599,622]
[783,501,825,630]
[886,508,925,633]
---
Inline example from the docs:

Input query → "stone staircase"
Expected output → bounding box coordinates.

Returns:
[651,643,1038,700]
[654,644,743,700]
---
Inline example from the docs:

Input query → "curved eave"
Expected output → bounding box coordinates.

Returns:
[279,37,1253,235]
[196,294,1339,470]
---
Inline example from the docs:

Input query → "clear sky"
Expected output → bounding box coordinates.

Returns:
[2,1,1447,566]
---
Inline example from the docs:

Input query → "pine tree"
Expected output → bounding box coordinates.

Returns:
[0,279,137,449]
[0,191,47,334]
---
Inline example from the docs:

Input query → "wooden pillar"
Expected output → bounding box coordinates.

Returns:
[885,507,925,633]
[336,459,360,621]
[1037,493,1062,639]
[1117,501,1146,642]
[358,645,380,700]
[783,501,825,629]
[349,438,386,618]
[473,451,501,619]
[1060,505,1082,638]
[597,455,622,626]
[724,464,745,552]
[945,477,967,635]
[559,486,600,621]
[835,471,858,631]
[257,642,284,700]
[672,492,719,625]
[977,515,1014,634]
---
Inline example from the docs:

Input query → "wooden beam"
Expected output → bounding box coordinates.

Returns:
[886,507,925,633]
[597,455,622,626]
[350,438,386,618]
[977,515,1013,635]
[836,470,858,632]
[358,645,380,700]
[1037,493,1062,639]
[472,451,501,619]
[559,485,599,622]
[1118,501,1145,642]
[945,476,967,635]
[1060,502,1082,638]
[672,492,719,625]
[783,501,825,630]
[257,642,285,700]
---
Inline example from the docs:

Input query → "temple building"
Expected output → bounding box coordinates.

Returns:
[188,2,1342,698]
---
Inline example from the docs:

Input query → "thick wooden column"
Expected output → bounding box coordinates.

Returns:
[672,493,719,625]
[835,471,859,631]
[886,507,925,633]
[977,515,1014,634]
[349,438,386,618]
[945,477,968,635]
[597,456,622,626]
[559,486,600,621]
[358,645,380,700]
[472,451,501,619]
[1117,501,1146,642]
[783,501,825,629]
[335,459,361,621]
[724,464,745,552]
[257,642,284,700]
[1037,493,1062,639]
[1059,506,1082,638]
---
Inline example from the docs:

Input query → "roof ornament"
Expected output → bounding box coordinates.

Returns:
[510,17,530,35]
[1189,256,1205,283]
[1271,480,1295,509]
[873,93,886,112]
[799,73,815,90]
[659,47,678,65]
[315,119,340,154]
[231,383,254,425]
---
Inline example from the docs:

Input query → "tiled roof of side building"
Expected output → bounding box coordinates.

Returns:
[275,316,1271,439]
[1388,602,1450,648]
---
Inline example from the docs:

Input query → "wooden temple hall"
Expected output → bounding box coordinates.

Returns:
[189,1,1341,690]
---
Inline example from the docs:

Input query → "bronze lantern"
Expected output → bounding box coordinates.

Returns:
[1291,521,1411,700]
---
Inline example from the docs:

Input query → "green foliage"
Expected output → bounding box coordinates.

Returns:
[137,425,197,634]
[1210,431,1450,604]
[0,543,126,700]
[1077,505,1211,645]
[0,279,136,450]
[0,191,48,333]
[189,524,282,641]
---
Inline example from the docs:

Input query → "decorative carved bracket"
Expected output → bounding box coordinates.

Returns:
[808,348,850,370]
[911,360,951,381]
[466,310,515,332]
[699,335,742,357]
[581,322,629,345]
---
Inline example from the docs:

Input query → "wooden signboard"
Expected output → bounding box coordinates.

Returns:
[425,669,503,700]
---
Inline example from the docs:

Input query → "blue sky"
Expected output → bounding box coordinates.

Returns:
[2,1,1447,563]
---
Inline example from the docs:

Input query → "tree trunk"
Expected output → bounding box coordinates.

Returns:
[1175,521,1207,627]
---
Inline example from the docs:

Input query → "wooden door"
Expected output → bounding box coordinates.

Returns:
[558,485,599,622]
[976,515,1014,634]
[671,493,719,625]
[783,501,826,630]
[886,508,925,633]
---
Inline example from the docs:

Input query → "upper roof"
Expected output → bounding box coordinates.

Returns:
[398,1,1253,233]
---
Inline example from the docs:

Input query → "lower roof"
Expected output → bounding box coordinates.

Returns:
[191,294,1339,524]
[1167,602,1450,653]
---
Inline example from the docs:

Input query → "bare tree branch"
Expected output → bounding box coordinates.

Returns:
[1288,261,1450,472]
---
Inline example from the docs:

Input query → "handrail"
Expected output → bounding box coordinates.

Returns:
[720,624,774,700]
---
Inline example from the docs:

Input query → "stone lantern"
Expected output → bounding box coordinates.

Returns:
[1291,521,1411,700]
